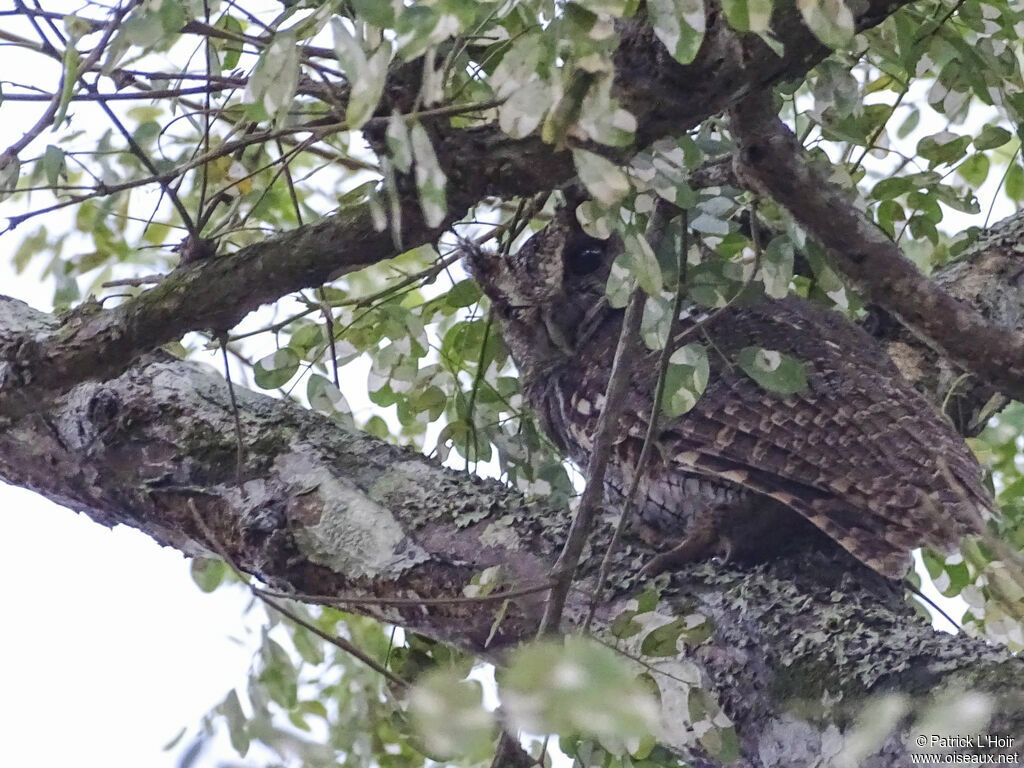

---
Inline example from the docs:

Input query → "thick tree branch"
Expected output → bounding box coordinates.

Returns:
[730,92,1024,405]
[0,295,1021,767]
[0,1,915,414]
[871,214,1024,435]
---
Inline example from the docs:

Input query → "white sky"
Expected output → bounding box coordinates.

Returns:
[0,9,261,766]
[0,3,1020,767]
[0,484,258,768]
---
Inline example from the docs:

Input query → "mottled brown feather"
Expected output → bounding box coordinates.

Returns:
[466,208,994,579]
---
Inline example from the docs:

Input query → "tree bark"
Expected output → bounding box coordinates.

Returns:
[1,292,1022,768]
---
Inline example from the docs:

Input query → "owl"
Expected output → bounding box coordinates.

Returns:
[465,203,994,579]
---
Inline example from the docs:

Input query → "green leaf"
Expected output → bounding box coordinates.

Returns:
[722,0,773,33]
[1005,163,1024,202]
[410,385,445,422]
[620,232,663,296]
[687,260,751,308]
[737,347,807,395]
[157,0,185,35]
[926,550,972,597]
[123,9,165,47]
[691,210,730,235]
[576,76,637,147]
[248,33,300,118]
[662,343,709,418]
[54,46,80,128]
[42,145,66,187]
[332,20,390,129]
[0,152,21,202]
[217,690,250,756]
[974,125,1013,151]
[875,199,906,237]
[917,132,971,167]
[254,348,301,390]
[132,121,160,146]
[190,557,227,592]
[931,184,979,214]
[690,689,739,761]
[214,14,244,70]
[648,0,706,65]
[957,154,990,188]
[363,414,390,439]
[610,609,644,639]
[351,0,396,27]
[641,612,712,655]
[410,122,447,228]
[307,373,351,416]
[501,637,659,750]
[871,172,940,200]
[395,4,461,60]
[761,236,794,299]
[291,625,326,666]
[161,727,187,751]
[797,0,854,49]
[897,107,920,139]
[258,635,298,709]
[446,279,482,308]
[605,258,633,308]
[52,266,80,309]
[408,671,496,760]
[573,149,630,206]
[641,294,673,350]
[501,78,553,139]
[386,110,414,173]
[640,618,686,656]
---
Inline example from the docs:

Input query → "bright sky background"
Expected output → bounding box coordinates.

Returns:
[0,8,263,764]
[0,3,1019,767]
[1,218,258,768]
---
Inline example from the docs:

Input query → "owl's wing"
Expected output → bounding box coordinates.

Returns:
[559,297,991,578]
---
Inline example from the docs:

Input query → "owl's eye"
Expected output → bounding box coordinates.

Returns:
[563,235,606,276]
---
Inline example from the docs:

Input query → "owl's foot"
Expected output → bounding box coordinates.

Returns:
[638,511,731,577]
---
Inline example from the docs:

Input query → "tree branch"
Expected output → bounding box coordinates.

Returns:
[0,1,917,415]
[0,294,1020,767]
[730,92,1024,404]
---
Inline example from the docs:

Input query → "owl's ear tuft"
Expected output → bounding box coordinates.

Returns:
[458,235,495,284]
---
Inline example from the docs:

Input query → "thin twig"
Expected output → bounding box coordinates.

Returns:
[217,333,246,491]
[101,274,165,288]
[82,79,198,236]
[538,207,673,636]
[2,0,135,159]
[583,206,688,632]
[259,593,408,688]
[253,580,555,608]
[187,500,407,688]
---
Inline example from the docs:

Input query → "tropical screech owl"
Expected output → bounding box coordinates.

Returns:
[465,203,994,578]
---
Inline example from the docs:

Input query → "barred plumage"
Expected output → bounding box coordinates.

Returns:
[466,205,993,578]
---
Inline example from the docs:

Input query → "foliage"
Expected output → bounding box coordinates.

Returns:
[3,0,1024,765]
